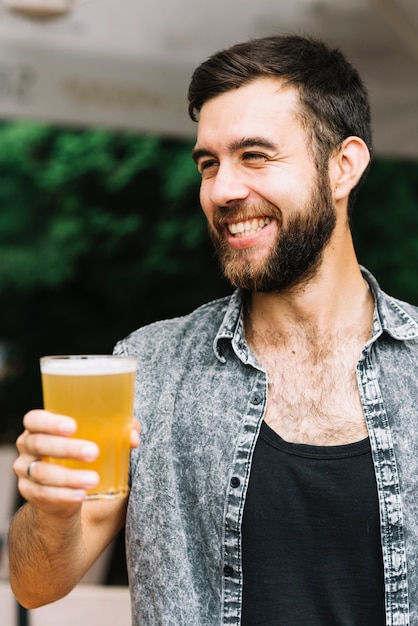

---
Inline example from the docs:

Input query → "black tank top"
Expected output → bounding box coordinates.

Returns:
[241,421,386,625]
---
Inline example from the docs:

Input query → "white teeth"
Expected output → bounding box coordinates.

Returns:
[228,217,271,237]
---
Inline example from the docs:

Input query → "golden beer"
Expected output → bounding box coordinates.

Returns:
[40,355,137,499]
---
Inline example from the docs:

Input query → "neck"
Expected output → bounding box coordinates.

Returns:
[245,244,374,345]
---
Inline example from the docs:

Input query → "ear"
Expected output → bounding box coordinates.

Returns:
[331,137,370,202]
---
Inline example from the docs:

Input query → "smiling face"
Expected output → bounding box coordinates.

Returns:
[193,78,337,292]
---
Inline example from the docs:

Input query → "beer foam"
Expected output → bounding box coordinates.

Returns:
[40,356,137,376]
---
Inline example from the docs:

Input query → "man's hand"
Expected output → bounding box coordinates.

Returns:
[13,409,140,516]
[14,410,100,515]
[9,409,140,608]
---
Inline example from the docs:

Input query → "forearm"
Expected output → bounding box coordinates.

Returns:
[8,502,86,608]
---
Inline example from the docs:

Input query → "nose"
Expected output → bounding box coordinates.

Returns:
[207,163,249,207]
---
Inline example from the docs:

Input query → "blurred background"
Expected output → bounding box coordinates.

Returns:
[0,0,417,591]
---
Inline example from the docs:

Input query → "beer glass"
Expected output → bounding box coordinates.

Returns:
[40,355,137,499]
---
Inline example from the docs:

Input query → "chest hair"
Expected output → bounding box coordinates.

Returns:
[248,326,369,445]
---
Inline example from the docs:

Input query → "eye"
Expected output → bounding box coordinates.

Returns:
[242,152,268,163]
[198,159,219,175]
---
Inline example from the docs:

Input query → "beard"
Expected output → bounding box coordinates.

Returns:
[207,170,337,293]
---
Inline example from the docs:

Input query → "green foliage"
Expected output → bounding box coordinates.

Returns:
[353,159,418,304]
[0,122,206,292]
[0,121,230,439]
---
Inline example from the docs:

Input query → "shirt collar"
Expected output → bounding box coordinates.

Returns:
[213,288,253,364]
[362,266,418,342]
[213,267,418,363]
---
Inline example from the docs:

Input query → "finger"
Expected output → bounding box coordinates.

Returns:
[23,409,77,436]
[23,459,99,490]
[17,432,99,464]
[17,461,99,507]
[19,481,89,509]
[13,443,98,493]
[130,419,141,449]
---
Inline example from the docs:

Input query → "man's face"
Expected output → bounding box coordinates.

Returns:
[193,78,337,292]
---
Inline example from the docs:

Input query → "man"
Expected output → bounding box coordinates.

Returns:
[8,35,418,625]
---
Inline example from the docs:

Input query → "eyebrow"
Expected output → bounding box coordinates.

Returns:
[192,136,278,164]
[191,147,214,164]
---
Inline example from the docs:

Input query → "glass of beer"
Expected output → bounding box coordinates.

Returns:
[40,354,137,500]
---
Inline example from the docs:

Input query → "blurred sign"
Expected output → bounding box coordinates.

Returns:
[0,0,416,156]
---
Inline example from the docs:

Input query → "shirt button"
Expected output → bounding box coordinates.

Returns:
[230,476,240,488]
[251,394,262,405]
[224,565,234,577]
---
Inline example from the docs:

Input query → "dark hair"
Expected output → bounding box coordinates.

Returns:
[188,34,372,215]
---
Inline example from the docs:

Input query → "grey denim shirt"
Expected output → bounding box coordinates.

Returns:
[114,267,418,626]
